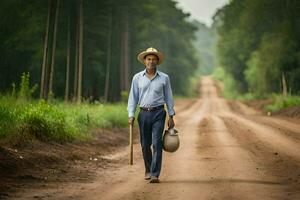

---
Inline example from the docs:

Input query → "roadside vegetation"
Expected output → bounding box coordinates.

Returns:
[265,95,300,112]
[0,0,199,143]
[0,98,128,143]
[0,73,128,143]
[210,0,300,113]
[211,67,300,112]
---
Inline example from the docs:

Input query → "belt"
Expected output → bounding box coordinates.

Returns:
[140,105,164,112]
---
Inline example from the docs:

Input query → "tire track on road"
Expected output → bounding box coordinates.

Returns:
[221,116,300,199]
[197,114,285,200]
[223,112,300,162]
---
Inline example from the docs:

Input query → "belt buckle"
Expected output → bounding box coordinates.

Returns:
[147,108,151,111]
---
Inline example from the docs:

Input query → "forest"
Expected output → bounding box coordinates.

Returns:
[0,0,198,102]
[0,0,201,142]
[1,0,299,142]
[1,1,300,198]
[213,0,300,97]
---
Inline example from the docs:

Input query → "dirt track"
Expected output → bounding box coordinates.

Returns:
[8,77,300,199]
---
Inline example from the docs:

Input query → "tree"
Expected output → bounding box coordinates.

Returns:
[48,0,60,98]
[104,9,112,102]
[65,5,71,101]
[77,0,83,104]
[0,0,200,100]
[40,0,52,99]
[215,0,300,95]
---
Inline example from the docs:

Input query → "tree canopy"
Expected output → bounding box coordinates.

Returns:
[214,0,300,96]
[0,0,199,101]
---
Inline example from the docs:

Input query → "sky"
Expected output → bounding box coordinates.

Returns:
[175,0,228,26]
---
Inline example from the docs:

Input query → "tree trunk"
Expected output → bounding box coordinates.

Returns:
[282,72,287,96]
[123,11,130,91]
[119,13,125,92]
[73,4,79,102]
[40,0,51,99]
[120,8,130,92]
[65,8,70,102]
[104,10,112,102]
[77,0,83,104]
[48,0,60,98]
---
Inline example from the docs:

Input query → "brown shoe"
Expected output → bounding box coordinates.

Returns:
[144,173,151,180]
[149,176,160,183]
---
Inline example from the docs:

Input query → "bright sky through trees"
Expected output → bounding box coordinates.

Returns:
[175,0,228,26]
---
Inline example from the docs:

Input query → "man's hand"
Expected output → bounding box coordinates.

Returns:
[168,117,175,129]
[128,117,135,125]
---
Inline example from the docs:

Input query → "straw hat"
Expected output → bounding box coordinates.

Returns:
[137,47,164,65]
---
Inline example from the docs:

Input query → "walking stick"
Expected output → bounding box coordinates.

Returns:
[129,123,133,165]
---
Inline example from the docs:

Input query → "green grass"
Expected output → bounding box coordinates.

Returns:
[0,96,128,143]
[265,95,300,112]
[210,67,300,112]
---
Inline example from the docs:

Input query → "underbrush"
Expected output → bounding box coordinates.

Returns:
[210,68,300,112]
[0,97,128,143]
[265,95,300,112]
[211,67,239,99]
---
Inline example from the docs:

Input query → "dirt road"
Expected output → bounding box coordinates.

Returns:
[10,77,300,199]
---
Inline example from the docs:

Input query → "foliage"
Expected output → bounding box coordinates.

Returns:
[192,20,218,75]
[0,96,128,142]
[18,72,38,100]
[265,95,300,112]
[186,75,201,97]
[214,0,300,96]
[120,90,129,103]
[211,67,239,99]
[0,0,199,100]
[0,103,17,138]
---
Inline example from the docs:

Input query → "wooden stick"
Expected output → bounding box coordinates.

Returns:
[129,124,133,165]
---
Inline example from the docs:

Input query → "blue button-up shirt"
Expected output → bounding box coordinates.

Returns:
[127,69,175,118]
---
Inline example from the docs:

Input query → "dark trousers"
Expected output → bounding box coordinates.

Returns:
[138,108,166,178]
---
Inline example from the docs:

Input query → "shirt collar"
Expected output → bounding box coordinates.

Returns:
[142,69,160,77]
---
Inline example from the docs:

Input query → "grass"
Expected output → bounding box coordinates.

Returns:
[265,95,300,112]
[210,67,300,112]
[0,96,128,143]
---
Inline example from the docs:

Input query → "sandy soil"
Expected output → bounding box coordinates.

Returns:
[1,76,300,200]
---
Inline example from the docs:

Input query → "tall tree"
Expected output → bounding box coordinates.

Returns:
[215,0,300,95]
[73,2,79,102]
[48,0,60,98]
[40,0,52,99]
[65,5,71,101]
[77,0,83,104]
[104,10,112,102]
[123,8,130,91]
[0,0,200,100]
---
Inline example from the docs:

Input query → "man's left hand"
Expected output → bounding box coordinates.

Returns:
[168,117,175,129]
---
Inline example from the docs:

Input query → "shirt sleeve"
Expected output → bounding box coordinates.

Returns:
[164,75,175,117]
[127,75,139,118]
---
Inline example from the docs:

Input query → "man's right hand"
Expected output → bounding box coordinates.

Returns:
[128,117,135,125]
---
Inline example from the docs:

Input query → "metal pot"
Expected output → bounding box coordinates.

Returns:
[163,128,180,152]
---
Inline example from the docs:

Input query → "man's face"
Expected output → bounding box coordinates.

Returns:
[144,54,158,70]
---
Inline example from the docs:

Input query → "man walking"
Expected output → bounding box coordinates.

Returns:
[127,47,175,183]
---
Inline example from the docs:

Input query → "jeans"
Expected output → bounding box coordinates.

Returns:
[138,108,166,178]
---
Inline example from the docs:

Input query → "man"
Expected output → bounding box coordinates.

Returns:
[127,47,175,183]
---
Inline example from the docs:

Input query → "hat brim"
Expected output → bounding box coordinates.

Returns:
[137,51,164,65]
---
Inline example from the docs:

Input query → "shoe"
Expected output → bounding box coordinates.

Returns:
[144,173,151,180]
[149,176,160,183]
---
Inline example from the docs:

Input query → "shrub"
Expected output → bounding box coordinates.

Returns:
[266,95,300,112]
[0,95,129,143]
[18,72,37,100]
